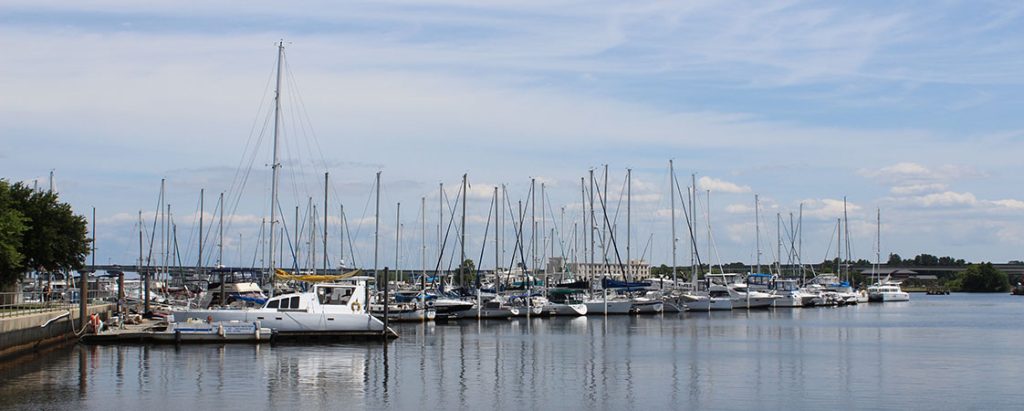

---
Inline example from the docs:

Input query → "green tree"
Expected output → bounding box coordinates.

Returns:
[955,263,1010,292]
[0,180,90,289]
[0,182,29,287]
[887,253,902,265]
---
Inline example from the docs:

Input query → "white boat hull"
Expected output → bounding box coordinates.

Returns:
[541,303,587,316]
[631,300,663,314]
[583,300,633,315]
[685,297,733,311]
[172,309,386,334]
[869,291,910,302]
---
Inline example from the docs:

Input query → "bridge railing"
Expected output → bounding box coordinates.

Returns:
[0,290,117,319]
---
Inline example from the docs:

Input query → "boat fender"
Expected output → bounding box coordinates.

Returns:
[218,324,225,337]
[254,322,261,340]
[351,300,362,312]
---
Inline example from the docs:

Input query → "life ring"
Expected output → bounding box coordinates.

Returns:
[350,300,362,312]
[89,314,101,333]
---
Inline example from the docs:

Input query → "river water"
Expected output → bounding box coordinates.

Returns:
[2,294,1022,410]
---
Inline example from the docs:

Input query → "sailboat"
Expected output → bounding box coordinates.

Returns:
[867,209,910,302]
[172,42,394,338]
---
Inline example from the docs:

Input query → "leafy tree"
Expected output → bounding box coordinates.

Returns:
[457,258,475,286]
[887,253,902,265]
[955,263,1010,292]
[0,182,29,287]
[0,180,90,289]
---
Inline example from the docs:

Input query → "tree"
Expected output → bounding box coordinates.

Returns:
[955,263,1010,292]
[458,258,476,286]
[0,180,90,289]
[887,253,902,265]
[0,184,28,286]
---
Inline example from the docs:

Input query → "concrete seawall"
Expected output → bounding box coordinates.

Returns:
[0,304,113,361]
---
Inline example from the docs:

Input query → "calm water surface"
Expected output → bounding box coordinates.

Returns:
[2,294,1023,410]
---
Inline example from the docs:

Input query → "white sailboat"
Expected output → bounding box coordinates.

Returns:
[867,209,910,303]
[172,42,392,337]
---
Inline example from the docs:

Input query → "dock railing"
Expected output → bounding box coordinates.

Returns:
[0,290,116,319]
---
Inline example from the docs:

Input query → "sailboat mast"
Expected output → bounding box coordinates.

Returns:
[324,172,329,273]
[374,171,381,286]
[218,192,224,267]
[755,194,761,274]
[460,174,467,289]
[589,170,595,282]
[395,202,401,283]
[267,40,284,296]
[198,188,204,277]
[843,196,850,281]
[626,168,631,283]
[670,160,677,285]
[494,187,499,292]
[422,196,427,278]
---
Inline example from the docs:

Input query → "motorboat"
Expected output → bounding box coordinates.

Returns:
[171,276,394,337]
[867,279,910,302]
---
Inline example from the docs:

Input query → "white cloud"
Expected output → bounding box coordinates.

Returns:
[890,183,947,195]
[991,199,1024,210]
[799,198,861,220]
[917,191,978,208]
[725,204,753,214]
[697,176,750,194]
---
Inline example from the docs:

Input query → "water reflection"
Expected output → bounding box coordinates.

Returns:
[2,295,1023,410]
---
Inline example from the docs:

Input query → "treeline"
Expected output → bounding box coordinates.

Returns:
[886,253,967,266]
[0,179,91,291]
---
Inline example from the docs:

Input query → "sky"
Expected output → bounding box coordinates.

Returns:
[3,0,1024,271]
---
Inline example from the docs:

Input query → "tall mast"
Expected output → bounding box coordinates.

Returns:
[670,160,677,285]
[494,187,500,291]
[843,196,850,281]
[344,202,348,266]
[218,192,224,267]
[876,207,881,283]
[438,182,443,280]
[421,196,427,278]
[691,173,697,279]
[776,213,781,277]
[589,170,595,281]
[395,202,401,283]
[602,165,608,266]
[374,171,381,285]
[755,194,760,274]
[267,40,285,296]
[532,177,539,294]
[324,172,329,273]
[198,188,204,277]
[460,174,467,289]
[541,182,546,275]
[626,168,631,283]
[836,218,842,275]
[580,177,586,280]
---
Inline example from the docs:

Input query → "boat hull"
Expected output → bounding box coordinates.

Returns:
[541,303,587,316]
[685,297,733,311]
[172,309,387,335]
[583,300,633,315]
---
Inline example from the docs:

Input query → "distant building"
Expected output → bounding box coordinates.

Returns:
[553,257,651,280]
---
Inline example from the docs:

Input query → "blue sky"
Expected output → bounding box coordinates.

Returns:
[2,1,1024,269]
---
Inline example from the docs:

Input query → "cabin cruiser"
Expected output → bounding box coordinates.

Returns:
[867,279,910,302]
[706,273,778,309]
[770,278,805,308]
[806,274,861,305]
[583,290,634,315]
[171,277,392,336]
[457,299,519,319]
[683,291,734,311]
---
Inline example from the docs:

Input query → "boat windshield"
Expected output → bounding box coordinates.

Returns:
[318,286,355,305]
